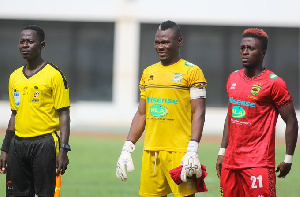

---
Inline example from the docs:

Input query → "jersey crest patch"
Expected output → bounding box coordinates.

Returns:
[172,73,183,83]
[184,62,196,67]
[250,83,262,96]
[270,74,279,79]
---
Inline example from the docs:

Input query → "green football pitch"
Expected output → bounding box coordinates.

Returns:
[0,133,299,197]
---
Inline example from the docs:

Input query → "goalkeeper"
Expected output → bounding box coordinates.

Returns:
[116,20,207,197]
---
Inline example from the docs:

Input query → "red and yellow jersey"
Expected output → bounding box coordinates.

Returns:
[139,59,206,151]
[223,69,292,169]
[9,62,70,137]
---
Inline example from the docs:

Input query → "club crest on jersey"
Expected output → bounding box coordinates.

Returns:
[172,73,183,83]
[32,91,40,103]
[250,83,262,96]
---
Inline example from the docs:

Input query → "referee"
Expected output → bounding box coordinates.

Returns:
[0,25,71,197]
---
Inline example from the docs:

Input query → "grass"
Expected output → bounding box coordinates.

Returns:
[0,134,299,197]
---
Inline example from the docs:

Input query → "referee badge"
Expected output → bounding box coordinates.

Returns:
[13,92,20,107]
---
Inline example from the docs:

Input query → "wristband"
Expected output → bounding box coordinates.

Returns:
[218,148,226,156]
[284,154,293,163]
[1,130,14,153]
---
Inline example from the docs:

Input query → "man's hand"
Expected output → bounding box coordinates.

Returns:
[216,155,224,179]
[0,151,8,174]
[180,141,202,182]
[116,141,135,182]
[276,162,292,178]
[56,149,69,176]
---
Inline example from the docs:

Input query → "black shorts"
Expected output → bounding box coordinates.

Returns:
[6,133,57,197]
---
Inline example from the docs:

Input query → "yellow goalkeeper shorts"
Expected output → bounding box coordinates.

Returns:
[139,150,197,197]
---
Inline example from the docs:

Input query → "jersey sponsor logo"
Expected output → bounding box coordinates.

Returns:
[270,74,279,79]
[229,97,255,107]
[172,73,183,83]
[150,104,168,117]
[13,92,20,107]
[251,83,262,96]
[232,106,246,119]
[147,97,178,104]
[184,61,196,67]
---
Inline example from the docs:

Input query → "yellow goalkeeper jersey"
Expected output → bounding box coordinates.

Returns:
[140,59,206,152]
[9,62,70,137]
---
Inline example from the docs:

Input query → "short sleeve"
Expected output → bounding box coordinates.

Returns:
[188,66,207,88]
[271,78,292,108]
[52,72,70,110]
[139,69,147,100]
[8,75,17,110]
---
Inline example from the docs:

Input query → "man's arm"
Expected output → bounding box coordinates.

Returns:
[126,99,146,143]
[216,114,229,179]
[56,108,70,176]
[0,112,16,174]
[180,98,206,182]
[190,98,206,142]
[276,103,298,178]
[116,99,146,181]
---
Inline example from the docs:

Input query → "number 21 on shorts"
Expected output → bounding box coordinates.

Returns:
[251,175,263,188]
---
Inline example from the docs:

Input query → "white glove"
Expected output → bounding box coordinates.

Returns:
[180,141,202,182]
[116,141,135,182]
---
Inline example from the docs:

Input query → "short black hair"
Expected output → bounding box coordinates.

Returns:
[22,25,45,42]
[242,28,268,51]
[158,20,181,38]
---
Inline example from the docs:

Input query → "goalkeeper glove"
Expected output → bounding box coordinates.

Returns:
[116,141,135,182]
[180,140,202,182]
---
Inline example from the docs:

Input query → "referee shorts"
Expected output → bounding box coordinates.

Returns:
[139,150,197,197]
[220,167,276,197]
[6,132,59,197]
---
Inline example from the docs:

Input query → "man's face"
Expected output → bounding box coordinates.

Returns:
[240,37,266,68]
[19,29,44,60]
[154,28,182,65]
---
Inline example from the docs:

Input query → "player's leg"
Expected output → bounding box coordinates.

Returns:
[240,167,276,197]
[164,151,197,197]
[6,137,35,197]
[139,151,172,197]
[33,134,57,197]
[220,167,244,197]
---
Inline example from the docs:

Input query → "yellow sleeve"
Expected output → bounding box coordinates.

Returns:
[52,72,70,110]
[8,74,17,111]
[139,69,147,100]
[188,66,207,88]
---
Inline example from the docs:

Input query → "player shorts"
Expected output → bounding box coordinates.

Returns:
[6,132,59,197]
[220,166,276,197]
[139,150,197,197]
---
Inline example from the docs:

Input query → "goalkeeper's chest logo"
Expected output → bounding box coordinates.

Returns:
[150,104,168,118]
[172,73,183,83]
